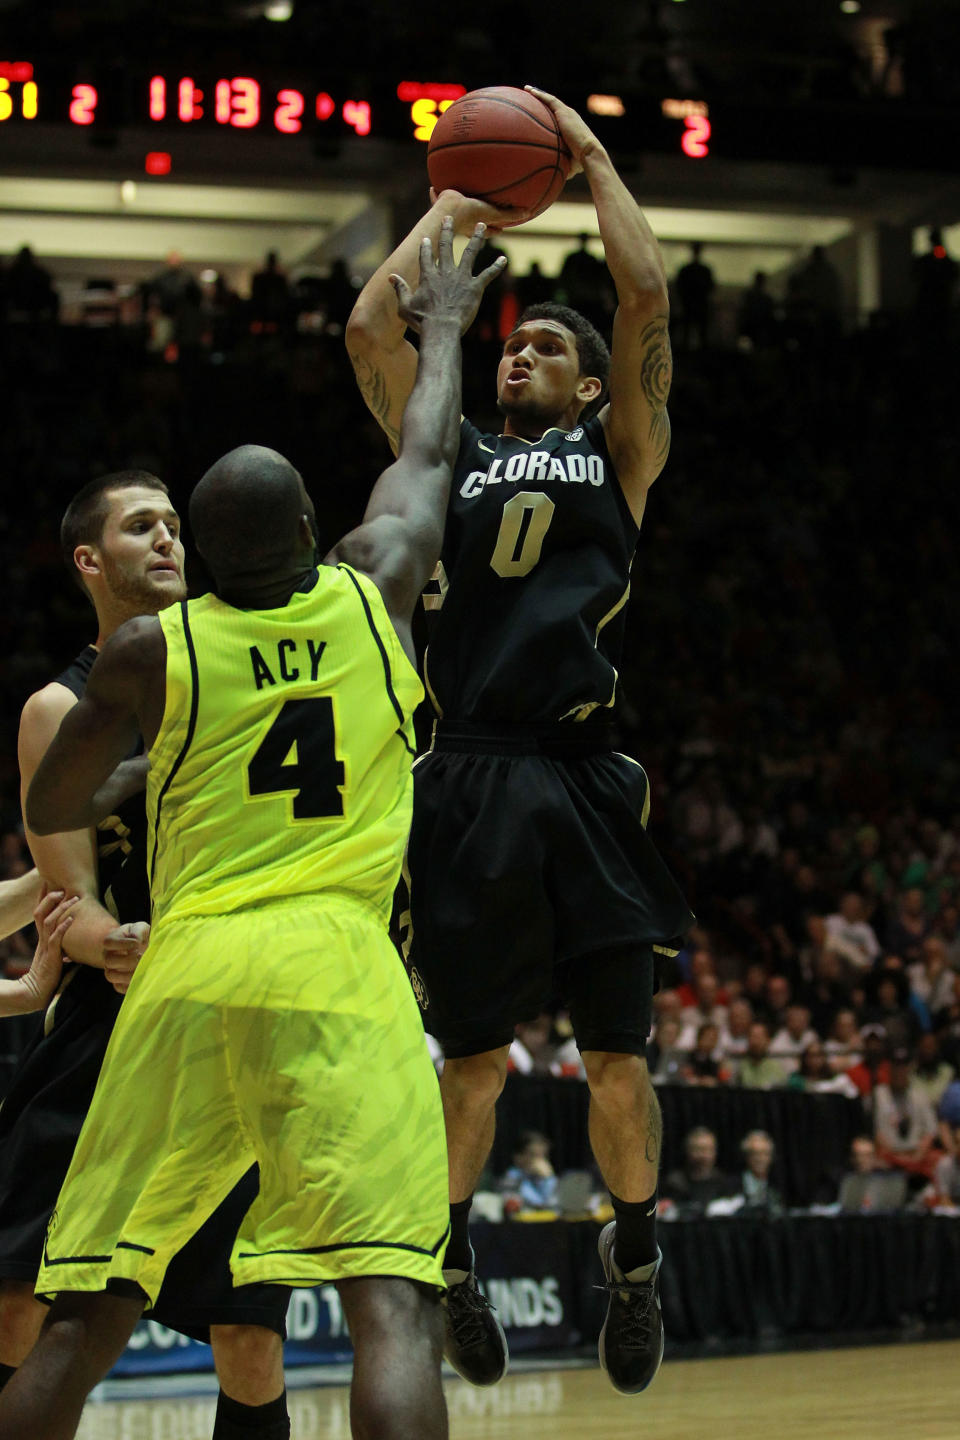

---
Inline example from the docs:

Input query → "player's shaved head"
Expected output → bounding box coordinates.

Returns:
[190,444,317,587]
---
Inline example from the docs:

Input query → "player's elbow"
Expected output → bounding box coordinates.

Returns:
[345,300,381,359]
[618,282,669,321]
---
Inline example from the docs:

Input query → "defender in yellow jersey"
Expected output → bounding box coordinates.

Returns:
[13,220,507,1440]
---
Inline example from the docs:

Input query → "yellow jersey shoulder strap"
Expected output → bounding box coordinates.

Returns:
[335,563,422,755]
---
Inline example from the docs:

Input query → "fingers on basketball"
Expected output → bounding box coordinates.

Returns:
[427,86,571,224]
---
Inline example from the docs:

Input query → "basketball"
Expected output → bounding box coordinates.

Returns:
[427,86,571,222]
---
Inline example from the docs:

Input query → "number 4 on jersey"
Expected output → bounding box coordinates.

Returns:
[247,697,344,819]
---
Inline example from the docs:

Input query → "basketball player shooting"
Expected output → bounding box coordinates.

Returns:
[347,86,694,1396]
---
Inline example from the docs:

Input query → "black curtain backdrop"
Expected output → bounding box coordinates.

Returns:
[471,1214,960,1352]
[493,1077,866,1207]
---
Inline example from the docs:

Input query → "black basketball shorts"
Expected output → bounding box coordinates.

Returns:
[401,722,694,1060]
[0,965,289,1341]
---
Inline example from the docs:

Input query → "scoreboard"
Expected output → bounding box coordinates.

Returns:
[0,61,717,160]
[0,59,953,173]
[0,62,467,142]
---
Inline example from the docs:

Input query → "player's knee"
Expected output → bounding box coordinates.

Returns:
[440,1049,509,1109]
[582,1050,651,1113]
[342,1277,443,1356]
[210,1323,283,1394]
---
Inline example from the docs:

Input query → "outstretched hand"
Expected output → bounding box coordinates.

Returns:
[390,217,508,337]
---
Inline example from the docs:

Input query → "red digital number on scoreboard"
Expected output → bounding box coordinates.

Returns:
[275,88,303,133]
[681,114,711,158]
[69,83,98,125]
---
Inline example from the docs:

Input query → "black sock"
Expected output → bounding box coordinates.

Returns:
[609,1190,659,1274]
[443,1195,474,1273]
[213,1389,290,1440]
[0,1363,16,1393]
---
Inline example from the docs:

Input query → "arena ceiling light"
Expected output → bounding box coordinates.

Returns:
[264,0,293,18]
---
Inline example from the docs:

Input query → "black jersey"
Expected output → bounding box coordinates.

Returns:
[424,415,639,724]
[53,645,149,922]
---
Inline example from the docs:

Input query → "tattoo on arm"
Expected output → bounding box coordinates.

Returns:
[644,1094,663,1167]
[350,353,401,452]
[638,318,673,471]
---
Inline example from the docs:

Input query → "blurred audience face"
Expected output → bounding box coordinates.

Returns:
[937,905,959,940]
[514,1132,552,1176]
[840,892,865,923]
[901,888,926,919]
[785,1004,812,1040]
[877,978,900,1010]
[655,1016,681,1050]
[851,1136,879,1174]
[685,1128,718,1177]
[743,964,767,999]
[515,1013,552,1060]
[832,1009,859,1045]
[766,975,791,1014]
[694,973,719,1011]
[917,1032,941,1068]
[862,1030,887,1065]
[727,998,753,1036]
[655,989,683,1021]
[747,1022,771,1059]
[814,950,842,982]
[690,948,716,982]
[800,1042,829,1079]
[742,1131,774,1178]
[696,1022,719,1055]
[806,914,828,947]
[922,936,947,971]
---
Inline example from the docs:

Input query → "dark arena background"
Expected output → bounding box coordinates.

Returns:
[1,0,960,1435]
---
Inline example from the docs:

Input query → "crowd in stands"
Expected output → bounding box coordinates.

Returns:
[1,233,958,1220]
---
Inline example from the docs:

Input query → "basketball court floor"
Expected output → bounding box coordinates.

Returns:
[76,1340,960,1438]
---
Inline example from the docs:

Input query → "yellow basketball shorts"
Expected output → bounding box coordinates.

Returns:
[37,894,449,1305]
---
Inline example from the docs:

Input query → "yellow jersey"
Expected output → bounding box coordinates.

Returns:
[147,564,422,927]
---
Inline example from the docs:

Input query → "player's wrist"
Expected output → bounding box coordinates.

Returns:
[579,139,611,173]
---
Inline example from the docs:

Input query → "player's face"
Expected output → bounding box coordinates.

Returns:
[96,488,187,612]
[497,322,583,428]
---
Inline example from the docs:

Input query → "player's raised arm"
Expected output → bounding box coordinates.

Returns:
[330,219,506,662]
[26,617,166,839]
[528,86,671,525]
[346,192,513,455]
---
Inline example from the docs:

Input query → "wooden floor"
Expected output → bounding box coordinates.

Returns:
[77,1341,960,1439]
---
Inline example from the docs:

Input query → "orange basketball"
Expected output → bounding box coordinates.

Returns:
[427,86,571,222]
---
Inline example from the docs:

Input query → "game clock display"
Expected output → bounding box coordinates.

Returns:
[0,62,468,142]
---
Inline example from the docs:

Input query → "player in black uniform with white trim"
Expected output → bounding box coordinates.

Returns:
[347,87,693,1397]
[7,473,292,1440]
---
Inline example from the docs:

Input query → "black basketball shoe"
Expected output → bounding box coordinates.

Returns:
[442,1254,509,1386]
[597,1222,664,1394]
